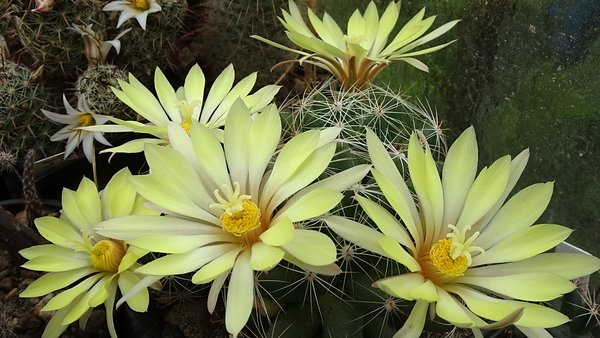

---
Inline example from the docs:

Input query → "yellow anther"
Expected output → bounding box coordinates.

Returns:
[180,120,192,135]
[130,0,148,10]
[429,225,485,277]
[210,182,261,237]
[220,199,261,237]
[89,239,127,272]
[430,239,468,276]
[77,114,95,127]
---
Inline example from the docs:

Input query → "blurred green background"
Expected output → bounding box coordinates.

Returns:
[318,0,600,257]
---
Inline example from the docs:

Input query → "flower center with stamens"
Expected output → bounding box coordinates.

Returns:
[429,224,485,277]
[129,0,149,10]
[174,100,202,135]
[210,182,261,238]
[430,239,469,276]
[90,239,126,272]
[77,113,95,127]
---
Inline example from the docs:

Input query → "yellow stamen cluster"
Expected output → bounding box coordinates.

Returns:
[130,0,148,10]
[179,120,192,135]
[174,100,202,135]
[89,239,127,272]
[430,239,468,276]
[429,224,485,277]
[211,182,261,237]
[77,114,95,127]
[220,200,261,237]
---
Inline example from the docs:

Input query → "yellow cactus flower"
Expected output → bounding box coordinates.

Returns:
[252,0,459,91]
[94,100,370,337]
[326,127,600,337]
[83,64,280,154]
[19,168,160,338]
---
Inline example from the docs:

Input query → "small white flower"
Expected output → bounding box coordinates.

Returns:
[71,24,130,65]
[42,95,111,162]
[31,0,54,13]
[103,0,162,30]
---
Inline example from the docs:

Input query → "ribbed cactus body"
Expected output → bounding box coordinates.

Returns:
[282,82,447,174]
[0,1,19,38]
[16,0,106,75]
[0,61,62,158]
[111,0,187,82]
[75,64,133,119]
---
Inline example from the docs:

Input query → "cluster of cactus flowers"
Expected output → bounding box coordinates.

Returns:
[0,0,186,160]
[8,1,600,338]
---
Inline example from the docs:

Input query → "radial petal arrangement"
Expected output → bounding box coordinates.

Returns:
[19,168,160,338]
[103,0,162,30]
[252,0,459,90]
[325,127,600,337]
[94,99,370,337]
[41,94,111,162]
[83,63,281,154]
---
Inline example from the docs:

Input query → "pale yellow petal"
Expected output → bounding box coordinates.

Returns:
[435,287,483,327]
[446,284,569,328]
[42,273,106,311]
[267,142,336,215]
[455,155,511,231]
[465,252,600,280]
[440,126,478,228]
[127,234,234,253]
[261,130,320,203]
[281,229,336,266]
[224,99,252,189]
[259,217,295,247]
[474,182,553,249]
[183,64,205,109]
[248,104,281,198]
[100,168,136,219]
[473,224,572,266]
[119,270,149,312]
[22,255,91,272]
[154,66,180,122]
[283,253,341,276]
[374,273,427,301]
[274,188,342,223]
[324,215,387,257]
[407,132,443,245]
[472,149,530,233]
[356,194,415,253]
[20,268,96,298]
[457,272,575,301]
[135,244,238,276]
[62,275,110,325]
[377,236,420,272]
[370,169,422,246]
[20,244,79,260]
[249,243,284,271]
[192,247,243,284]
[225,250,254,337]
[393,299,428,338]
[200,64,234,124]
